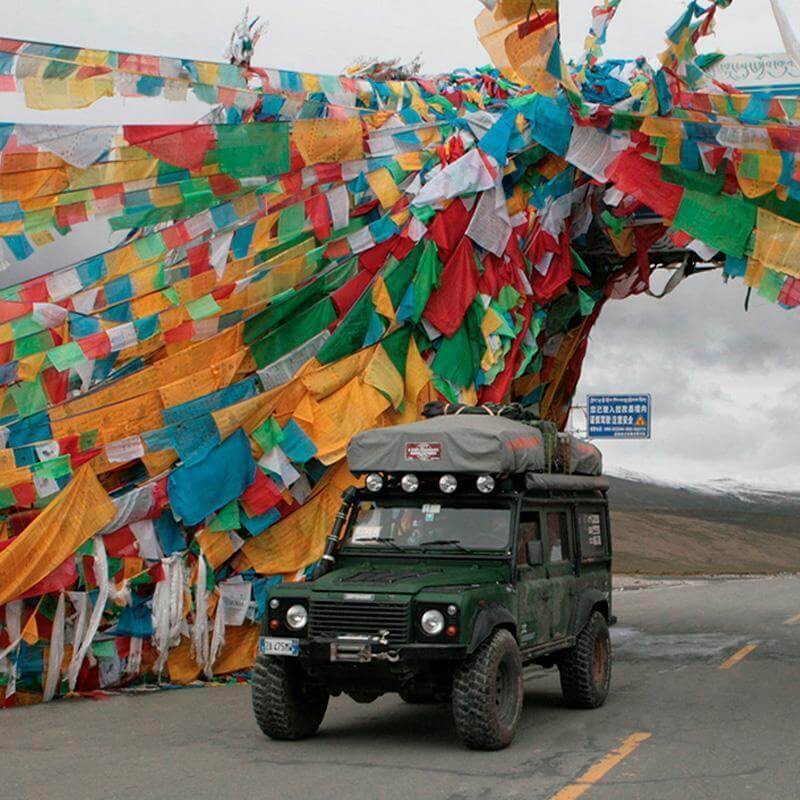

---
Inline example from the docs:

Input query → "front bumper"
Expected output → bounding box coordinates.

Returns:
[260,634,466,663]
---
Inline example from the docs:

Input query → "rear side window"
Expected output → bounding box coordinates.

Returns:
[517,510,541,565]
[545,511,570,563]
[577,510,607,560]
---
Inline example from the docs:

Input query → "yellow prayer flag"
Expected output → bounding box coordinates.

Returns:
[0,466,116,606]
[753,209,800,278]
[366,167,402,209]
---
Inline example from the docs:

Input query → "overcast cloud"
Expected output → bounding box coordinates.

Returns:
[2,0,797,487]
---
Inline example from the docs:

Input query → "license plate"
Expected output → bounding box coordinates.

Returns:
[259,637,299,656]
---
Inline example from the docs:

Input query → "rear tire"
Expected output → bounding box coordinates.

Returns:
[558,611,611,709]
[451,629,523,750]
[251,655,329,740]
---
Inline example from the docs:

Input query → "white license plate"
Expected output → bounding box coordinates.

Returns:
[259,637,300,656]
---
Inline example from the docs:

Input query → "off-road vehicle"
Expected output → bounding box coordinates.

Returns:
[252,407,613,750]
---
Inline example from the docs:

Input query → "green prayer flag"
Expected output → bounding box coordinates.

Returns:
[757,268,783,303]
[163,286,180,306]
[317,289,373,364]
[11,316,42,340]
[31,455,72,481]
[381,326,412,375]
[412,240,442,323]
[384,242,423,306]
[674,189,756,258]
[216,122,291,178]
[252,416,285,454]
[134,234,167,261]
[14,330,52,359]
[10,379,48,416]
[187,294,222,321]
[0,487,15,510]
[251,297,337,369]
[578,288,597,316]
[91,640,116,659]
[431,303,483,389]
[48,341,86,372]
[497,285,521,311]
[277,203,307,244]
[209,500,241,532]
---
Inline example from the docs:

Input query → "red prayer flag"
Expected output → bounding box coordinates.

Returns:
[240,468,283,517]
[423,237,480,337]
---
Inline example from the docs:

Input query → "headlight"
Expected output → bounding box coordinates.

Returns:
[285,604,308,630]
[439,474,457,494]
[365,473,384,492]
[401,473,419,493]
[420,609,445,636]
[476,475,495,494]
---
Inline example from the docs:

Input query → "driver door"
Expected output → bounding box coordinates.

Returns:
[515,504,551,648]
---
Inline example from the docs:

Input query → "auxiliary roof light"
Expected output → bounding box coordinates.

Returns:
[439,474,458,494]
[476,475,496,494]
[401,473,420,493]
[365,473,384,492]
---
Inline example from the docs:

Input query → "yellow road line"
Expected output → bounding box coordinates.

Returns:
[784,613,800,626]
[719,643,758,670]
[549,732,652,800]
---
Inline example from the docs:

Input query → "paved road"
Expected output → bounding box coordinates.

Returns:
[3,575,799,800]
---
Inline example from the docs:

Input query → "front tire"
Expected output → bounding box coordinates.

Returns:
[451,628,523,750]
[558,611,612,709]
[251,655,329,740]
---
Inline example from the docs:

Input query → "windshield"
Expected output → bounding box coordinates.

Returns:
[343,498,513,553]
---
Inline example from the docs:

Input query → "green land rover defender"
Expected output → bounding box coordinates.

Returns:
[252,410,613,750]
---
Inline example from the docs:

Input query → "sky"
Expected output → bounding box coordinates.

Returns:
[1,0,798,487]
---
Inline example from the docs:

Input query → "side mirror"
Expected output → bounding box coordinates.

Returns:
[526,540,544,567]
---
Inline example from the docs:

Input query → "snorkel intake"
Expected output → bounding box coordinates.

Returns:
[310,486,359,581]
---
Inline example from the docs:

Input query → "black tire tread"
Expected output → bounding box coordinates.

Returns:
[251,654,328,740]
[558,610,611,709]
[451,628,523,750]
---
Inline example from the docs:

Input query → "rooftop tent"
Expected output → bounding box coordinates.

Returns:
[347,416,602,477]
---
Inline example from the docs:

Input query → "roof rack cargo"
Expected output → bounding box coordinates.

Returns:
[348,408,602,478]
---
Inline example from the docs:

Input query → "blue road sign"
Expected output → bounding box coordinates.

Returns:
[587,394,651,440]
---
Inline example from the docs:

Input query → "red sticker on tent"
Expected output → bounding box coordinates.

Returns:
[405,442,442,462]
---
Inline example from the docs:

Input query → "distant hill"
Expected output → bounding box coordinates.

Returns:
[607,473,800,574]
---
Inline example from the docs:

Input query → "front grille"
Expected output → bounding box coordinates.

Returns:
[309,600,410,644]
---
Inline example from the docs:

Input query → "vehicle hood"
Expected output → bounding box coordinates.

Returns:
[311,561,508,596]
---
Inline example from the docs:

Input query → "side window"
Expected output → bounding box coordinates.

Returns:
[545,511,570,563]
[517,509,541,565]
[577,510,607,560]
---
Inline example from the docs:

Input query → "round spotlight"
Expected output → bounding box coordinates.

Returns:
[365,473,384,492]
[420,609,445,636]
[439,474,458,494]
[447,605,458,617]
[285,604,308,631]
[269,598,280,610]
[476,475,496,494]
[401,473,420,493]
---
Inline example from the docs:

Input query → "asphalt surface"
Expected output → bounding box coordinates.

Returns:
[3,575,799,800]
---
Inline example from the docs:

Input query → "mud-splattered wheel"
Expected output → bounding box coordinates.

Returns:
[558,611,612,709]
[251,654,329,740]
[451,629,523,750]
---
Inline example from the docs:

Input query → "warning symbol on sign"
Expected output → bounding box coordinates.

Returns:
[635,416,646,426]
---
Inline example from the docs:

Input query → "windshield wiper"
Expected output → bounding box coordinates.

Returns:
[419,539,470,553]
[355,537,404,552]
